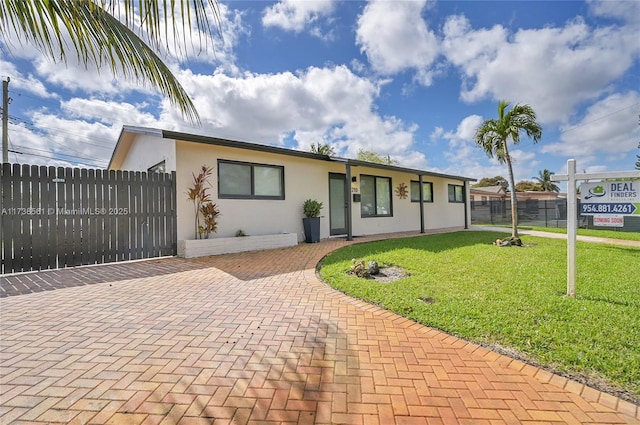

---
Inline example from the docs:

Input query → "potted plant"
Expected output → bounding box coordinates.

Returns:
[302,198,323,243]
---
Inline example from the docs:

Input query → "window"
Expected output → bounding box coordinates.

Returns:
[218,160,284,199]
[360,175,392,217]
[148,160,166,173]
[481,196,487,206]
[410,181,434,202]
[448,184,465,203]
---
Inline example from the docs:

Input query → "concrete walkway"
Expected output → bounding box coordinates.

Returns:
[1,230,639,424]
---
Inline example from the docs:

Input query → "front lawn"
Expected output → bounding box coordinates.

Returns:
[319,231,640,402]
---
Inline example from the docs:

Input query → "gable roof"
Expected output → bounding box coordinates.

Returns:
[110,126,476,182]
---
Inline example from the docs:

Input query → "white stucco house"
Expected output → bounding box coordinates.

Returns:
[108,126,475,255]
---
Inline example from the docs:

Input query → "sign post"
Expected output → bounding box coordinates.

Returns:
[551,160,640,298]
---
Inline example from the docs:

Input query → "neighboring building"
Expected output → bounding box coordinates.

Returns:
[515,191,562,201]
[109,126,475,243]
[471,185,561,204]
[470,185,508,205]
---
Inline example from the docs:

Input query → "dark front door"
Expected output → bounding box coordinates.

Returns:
[329,173,348,235]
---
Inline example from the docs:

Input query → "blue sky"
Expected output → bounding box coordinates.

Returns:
[1,0,639,188]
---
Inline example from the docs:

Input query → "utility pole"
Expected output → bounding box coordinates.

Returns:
[2,77,9,163]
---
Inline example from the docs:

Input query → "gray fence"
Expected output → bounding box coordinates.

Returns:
[1,163,177,274]
[471,198,640,233]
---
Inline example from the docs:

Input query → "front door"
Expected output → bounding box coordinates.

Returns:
[329,173,348,235]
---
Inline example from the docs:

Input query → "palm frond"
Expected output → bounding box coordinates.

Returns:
[0,0,221,124]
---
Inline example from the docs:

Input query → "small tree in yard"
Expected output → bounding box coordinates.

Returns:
[475,100,542,238]
[187,165,220,239]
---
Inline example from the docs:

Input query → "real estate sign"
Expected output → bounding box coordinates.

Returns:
[593,215,624,227]
[580,180,640,216]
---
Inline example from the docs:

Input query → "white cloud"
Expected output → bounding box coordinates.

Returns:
[0,60,56,99]
[0,2,245,97]
[161,65,424,167]
[542,91,640,163]
[433,114,542,183]
[262,0,335,36]
[588,0,640,25]
[442,15,640,123]
[356,0,439,85]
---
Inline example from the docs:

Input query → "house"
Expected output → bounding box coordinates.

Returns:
[471,185,562,204]
[108,126,475,254]
[470,185,508,204]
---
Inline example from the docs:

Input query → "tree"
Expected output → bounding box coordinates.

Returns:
[310,143,336,156]
[472,176,509,190]
[357,149,399,165]
[532,169,560,192]
[475,100,542,238]
[514,180,542,192]
[0,0,220,123]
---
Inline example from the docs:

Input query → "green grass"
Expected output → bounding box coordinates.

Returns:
[520,226,640,242]
[319,231,640,401]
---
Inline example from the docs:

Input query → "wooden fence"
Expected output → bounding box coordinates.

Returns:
[1,163,177,274]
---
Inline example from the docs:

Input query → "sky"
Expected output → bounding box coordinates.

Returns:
[1,0,639,190]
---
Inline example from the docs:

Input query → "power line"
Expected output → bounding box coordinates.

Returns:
[10,143,109,166]
[9,117,115,149]
[559,102,640,134]
[7,148,105,168]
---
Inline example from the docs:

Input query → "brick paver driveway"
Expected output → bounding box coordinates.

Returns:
[1,232,639,424]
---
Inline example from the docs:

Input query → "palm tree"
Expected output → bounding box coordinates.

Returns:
[0,1,220,123]
[475,100,542,238]
[310,143,336,156]
[533,169,560,192]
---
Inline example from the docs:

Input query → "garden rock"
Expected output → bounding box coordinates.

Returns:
[368,261,380,275]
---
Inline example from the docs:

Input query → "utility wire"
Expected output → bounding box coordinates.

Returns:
[559,102,640,134]
[8,117,115,149]
[7,148,104,168]
[8,123,115,153]
[10,143,109,166]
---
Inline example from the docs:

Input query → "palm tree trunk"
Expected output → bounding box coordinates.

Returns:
[504,143,519,238]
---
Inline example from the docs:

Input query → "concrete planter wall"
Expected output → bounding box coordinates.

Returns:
[177,233,298,258]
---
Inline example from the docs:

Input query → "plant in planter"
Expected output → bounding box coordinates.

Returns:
[199,202,221,239]
[187,165,220,239]
[302,198,323,243]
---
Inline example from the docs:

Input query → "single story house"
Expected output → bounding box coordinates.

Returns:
[471,185,562,204]
[108,126,475,254]
[470,185,508,204]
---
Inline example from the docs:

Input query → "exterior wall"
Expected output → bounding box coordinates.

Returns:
[118,134,177,172]
[348,169,467,236]
[175,141,346,241]
[115,133,470,242]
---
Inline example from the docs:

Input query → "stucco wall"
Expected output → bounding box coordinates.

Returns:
[118,134,176,172]
[347,170,467,236]
[175,141,347,241]
[115,133,469,241]
[174,141,468,241]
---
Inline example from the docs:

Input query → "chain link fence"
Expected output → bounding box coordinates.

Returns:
[471,198,640,233]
